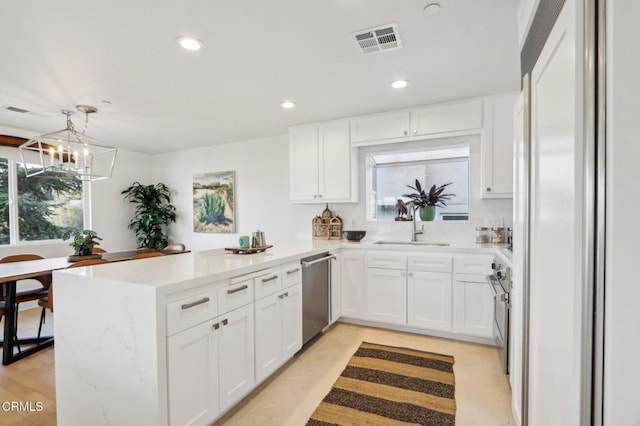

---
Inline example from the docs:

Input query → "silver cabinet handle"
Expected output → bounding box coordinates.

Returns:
[284,292,289,297]
[227,284,248,295]
[279,294,285,299]
[318,194,322,198]
[487,187,492,192]
[278,291,290,299]
[302,255,336,268]
[181,297,210,310]
[262,275,278,283]
[212,323,220,330]
[286,268,300,275]
[222,319,228,326]
[313,195,318,198]
[408,272,414,278]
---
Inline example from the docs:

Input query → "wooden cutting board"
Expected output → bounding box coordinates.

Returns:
[224,245,273,255]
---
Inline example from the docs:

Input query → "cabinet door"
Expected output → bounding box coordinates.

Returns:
[167,320,219,426]
[289,125,319,201]
[318,120,352,201]
[411,100,481,137]
[254,293,282,384]
[407,271,452,331]
[365,268,407,325]
[453,278,494,338]
[218,304,255,412]
[481,92,519,198]
[341,251,365,319]
[350,111,410,144]
[281,282,303,360]
[330,253,341,324]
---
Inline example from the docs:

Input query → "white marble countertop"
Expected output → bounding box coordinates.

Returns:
[58,238,512,294]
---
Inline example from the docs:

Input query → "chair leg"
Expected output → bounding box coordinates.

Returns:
[37,308,46,343]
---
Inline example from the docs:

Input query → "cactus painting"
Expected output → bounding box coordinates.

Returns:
[193,171,235,233]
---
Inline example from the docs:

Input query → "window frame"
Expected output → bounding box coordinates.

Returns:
[0,147,91,246]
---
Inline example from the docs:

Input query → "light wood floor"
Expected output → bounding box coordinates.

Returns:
[0,310,514,425]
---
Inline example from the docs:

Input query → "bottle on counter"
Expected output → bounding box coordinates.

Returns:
[475,227,489,244]
[491,227,505,244]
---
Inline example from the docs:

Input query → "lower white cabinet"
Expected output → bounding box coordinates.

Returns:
[407,271,452,331]
[167,319,220,426]
[330,253,341,324]
[341,251,365,319]
[365,268,406,324]
[167,302,254,425]
[217,303,255,413]
[254,282,302,384]
[453,276,494,338]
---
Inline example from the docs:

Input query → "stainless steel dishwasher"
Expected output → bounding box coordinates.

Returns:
[301,252,334,345]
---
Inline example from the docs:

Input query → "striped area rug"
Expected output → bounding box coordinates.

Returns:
[307,342,456,426]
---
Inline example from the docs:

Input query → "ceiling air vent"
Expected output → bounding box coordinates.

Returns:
[352,23,403,55]
[6,106,29,114]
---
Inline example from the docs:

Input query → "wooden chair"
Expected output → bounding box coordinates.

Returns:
[1,254,51,351]
[92,247,107,254]
[37,258,111,341]
[163,243,186,252]
[131,252,165,260]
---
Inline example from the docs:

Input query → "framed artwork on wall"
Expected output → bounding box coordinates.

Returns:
[193,170,235,233]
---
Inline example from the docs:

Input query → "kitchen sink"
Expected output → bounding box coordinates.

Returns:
[373,241,450,246]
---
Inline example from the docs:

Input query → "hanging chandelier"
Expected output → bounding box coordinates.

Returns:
[18,105,117,181]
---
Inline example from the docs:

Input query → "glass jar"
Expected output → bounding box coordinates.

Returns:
[491,227,505,244]
[475,227,489,244]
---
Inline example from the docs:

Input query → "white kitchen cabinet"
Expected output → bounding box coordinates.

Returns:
[481,92,519,198]
[330,253,341,324]
[411,100,481,137]
[453,275,493,338]
[340,250,365,319]
[254,282,302,384]
[365,267,407,325]
[289,119,356,203]
[218,303,255,412]
[407,271,452,331]
[167,319,220,426]
[350,111,410,144]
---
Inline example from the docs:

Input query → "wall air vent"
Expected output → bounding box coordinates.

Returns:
[6,106,29,114]
[352,23,403,55]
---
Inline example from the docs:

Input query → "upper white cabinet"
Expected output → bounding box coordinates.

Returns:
[349,100,482,146]
[411,100,482,137]
[481,92,519,198]
[289,119,356,203]
[350,111,410,143]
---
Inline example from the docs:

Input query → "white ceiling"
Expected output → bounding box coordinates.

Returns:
[0,0,521,154]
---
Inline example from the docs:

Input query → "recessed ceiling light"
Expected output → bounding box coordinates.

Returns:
[423,3,441,16]
[176,36,203,51]
[391,80,409,89]
[281,101,296,109]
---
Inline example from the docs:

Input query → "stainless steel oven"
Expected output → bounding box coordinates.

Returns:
[487,260,511,375]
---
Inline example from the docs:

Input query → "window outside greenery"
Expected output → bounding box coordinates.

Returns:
[366,144,470,222]
[0,158,83,244]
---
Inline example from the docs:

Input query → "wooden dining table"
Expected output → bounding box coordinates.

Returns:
[0,248,188,365]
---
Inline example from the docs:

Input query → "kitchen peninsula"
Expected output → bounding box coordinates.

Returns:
[53,239,511,425]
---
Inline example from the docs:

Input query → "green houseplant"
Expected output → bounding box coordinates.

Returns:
[403,179,455,221]
[62,229,102,256]
[121,182,177,249]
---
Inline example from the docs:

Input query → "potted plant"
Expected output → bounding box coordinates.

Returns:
[403,179,455,221]
[121,182,177,249]
[62,229,102,256]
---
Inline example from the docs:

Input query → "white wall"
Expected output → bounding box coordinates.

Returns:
[151,135,294,251]
[604,0,640,424]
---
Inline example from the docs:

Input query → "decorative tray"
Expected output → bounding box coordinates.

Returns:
[224,245,273,255]
[67,254,102,262]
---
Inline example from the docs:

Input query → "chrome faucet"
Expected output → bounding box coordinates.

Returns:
[410,204,424,242]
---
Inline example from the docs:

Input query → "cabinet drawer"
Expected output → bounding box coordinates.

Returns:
[254,269,282,300]
[366,253,407,270]
[281,262,302,288]
[454,256,493,275]
[219,280,254,314]
[167,289,218,336]
[407,254,452,273]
